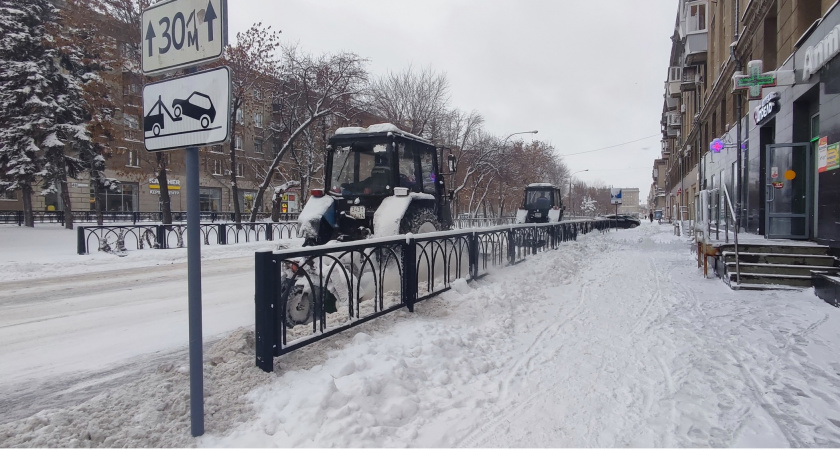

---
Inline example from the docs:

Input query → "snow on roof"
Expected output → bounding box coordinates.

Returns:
[527,183,555,188]
[333,123,431,144]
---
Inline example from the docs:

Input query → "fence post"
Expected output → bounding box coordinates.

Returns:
[468,232,479,279]
[265,224,273,241]
[156,225,166,249]
[77,226,86,255]
[402,237,417,313]
[507,228,516,264]
[17,211,22,226]
[219,223,227,245]
[255,250,277,373]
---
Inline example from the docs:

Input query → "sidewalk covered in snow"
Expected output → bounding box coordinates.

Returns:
[1,222,838,447]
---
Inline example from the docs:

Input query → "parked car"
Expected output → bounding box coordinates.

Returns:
[603,214,641,228]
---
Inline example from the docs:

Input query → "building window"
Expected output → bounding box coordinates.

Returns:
[127,148,139,167]
[254,112,263,128]
[237,163,244,178]
[199,187,222,212]
[92,182,138,212]
[124,115,139,130]
[212,159,222,175]
[686,1,707,33]
[236,109,244,124]
[234,135,242,150]
[254,89,262,100]
[240,190,257,213]
[254,139,263,154]
[0,188,17,200]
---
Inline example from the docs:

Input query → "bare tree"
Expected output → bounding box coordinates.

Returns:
[221,23,281,225]
[366,65,450,138]
[246,46,367,223]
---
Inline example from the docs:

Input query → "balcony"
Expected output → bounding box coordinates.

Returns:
[684,32,708,65]
[665,95,678,111]
[666,112,681,128]
[680,66,699,91]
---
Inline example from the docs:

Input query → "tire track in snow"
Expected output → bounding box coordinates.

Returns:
[675,281,805,447]
[458,248,620,448]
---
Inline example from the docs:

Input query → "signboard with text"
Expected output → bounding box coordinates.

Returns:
[141,0,226,75]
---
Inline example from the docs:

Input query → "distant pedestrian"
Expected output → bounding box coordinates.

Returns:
[649,212,654,223]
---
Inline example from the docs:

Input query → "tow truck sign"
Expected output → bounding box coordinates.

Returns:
[142,66,230,152]
[141,0,226,75]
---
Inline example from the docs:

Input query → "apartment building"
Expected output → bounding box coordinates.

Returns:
[653,0,840,248]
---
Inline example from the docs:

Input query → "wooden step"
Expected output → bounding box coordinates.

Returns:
[727,272,813,288]
[718,243,831,255]
[722,252,836,267]
[726,262,840,276]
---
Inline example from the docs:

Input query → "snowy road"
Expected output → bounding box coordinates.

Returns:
[1,223,840,447]
[0,255,258,423]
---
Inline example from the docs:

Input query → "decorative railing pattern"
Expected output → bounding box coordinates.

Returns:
[254,219,613,372]
[76,221,301,254]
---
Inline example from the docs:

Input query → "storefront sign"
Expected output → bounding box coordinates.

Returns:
[772,181,784,189]
[803,24,840,80]
[733,60,777,100]
[819,140,840,172]
[710,138,725,153]
[771,166,779,178]
[150,189,181,195]
[753,91,780,125]
[70,182,89,188]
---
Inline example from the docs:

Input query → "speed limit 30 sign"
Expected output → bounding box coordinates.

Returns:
[141,0,226,75]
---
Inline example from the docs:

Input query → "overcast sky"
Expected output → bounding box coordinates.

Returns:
[228,0,677,203]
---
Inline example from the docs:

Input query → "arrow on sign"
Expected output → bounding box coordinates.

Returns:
[204,1,217,42]
[145,21,156,57]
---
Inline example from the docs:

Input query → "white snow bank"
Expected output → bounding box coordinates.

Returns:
[334,123,430,143]
[372,192,434,237]
[297,195,334,239]
[2,221,840,447]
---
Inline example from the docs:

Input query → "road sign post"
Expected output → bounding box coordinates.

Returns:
[141,0,228,438]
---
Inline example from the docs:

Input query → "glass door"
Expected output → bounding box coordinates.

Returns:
[765,143,810,239]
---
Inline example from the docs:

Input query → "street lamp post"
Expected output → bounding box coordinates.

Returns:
[569,169,589,217]
[497,130,538,221]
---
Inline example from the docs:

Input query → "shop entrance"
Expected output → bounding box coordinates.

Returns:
[765,143,811,239]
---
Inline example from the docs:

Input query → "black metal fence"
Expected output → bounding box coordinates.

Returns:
[254,218,613,372]
[76,221,301,254]
[1,210,298,226]
[453,216,516,228]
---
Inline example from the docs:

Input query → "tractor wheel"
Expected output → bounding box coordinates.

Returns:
[285,285,314,327]
[399,206,440,235]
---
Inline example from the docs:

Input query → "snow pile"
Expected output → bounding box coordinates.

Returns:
[2,222,840,447]
[0,224,302,283]
[296,194,334,239]
[372,192,434,237]
[333,123,429,143]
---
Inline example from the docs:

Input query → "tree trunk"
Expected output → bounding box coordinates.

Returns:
[59,169,73,230]
[229,120,241,225]
[22,184,34,228]
[156,153,172,224]
[93,182,104,226]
